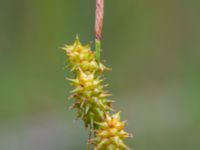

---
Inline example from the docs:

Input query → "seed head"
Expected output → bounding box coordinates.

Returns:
[63,38,112,128]
[92,112,132,150]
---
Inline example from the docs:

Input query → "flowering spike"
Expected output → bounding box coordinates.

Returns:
[63,38,112,128]
[92,112,132,150]
[63,38,132,149]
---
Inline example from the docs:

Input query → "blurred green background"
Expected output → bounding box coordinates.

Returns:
[0,0,200,150]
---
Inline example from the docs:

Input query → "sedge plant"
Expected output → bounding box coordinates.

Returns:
[62,0,132,149]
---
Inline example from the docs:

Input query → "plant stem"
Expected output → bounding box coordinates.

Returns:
[95,39,101,62]
[95,0,104,61]
[95,0,104,40]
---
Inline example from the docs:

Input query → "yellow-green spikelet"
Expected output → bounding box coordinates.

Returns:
[92,112,132,150]
[63,38,112,128]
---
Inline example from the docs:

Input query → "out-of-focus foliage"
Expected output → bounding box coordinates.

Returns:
[0,0,200,150]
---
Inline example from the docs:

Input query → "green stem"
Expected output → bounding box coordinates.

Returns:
[95,39,101,62]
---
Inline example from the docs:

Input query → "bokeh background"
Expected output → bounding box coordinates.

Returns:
[1,0,200,150]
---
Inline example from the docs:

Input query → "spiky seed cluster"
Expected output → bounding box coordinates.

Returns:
[63,38,112,128]
[63,38,132,149]
[92,112,132,150]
